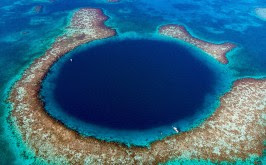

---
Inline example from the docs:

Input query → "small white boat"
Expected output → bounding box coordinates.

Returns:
[70,58,73,62]
[172,126,179,133]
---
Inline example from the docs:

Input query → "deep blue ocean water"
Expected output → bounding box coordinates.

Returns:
[42,39,216,131]
[0,0,265,164]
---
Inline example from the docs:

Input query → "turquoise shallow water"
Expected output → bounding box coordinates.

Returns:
[0,0,265,164]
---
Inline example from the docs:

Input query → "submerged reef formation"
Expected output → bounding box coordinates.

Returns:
[8,8,265,164]
[255,8,266,20]
[159,25,236,64]
[108,0,120,2]
[34,5,43,13]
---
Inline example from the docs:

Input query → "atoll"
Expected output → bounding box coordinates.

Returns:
[9,8,265,164]
[159,25,236,64]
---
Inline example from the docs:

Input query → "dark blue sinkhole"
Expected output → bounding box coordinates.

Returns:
[42,39,217,131]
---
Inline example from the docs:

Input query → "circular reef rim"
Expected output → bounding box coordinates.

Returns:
[40,38,219,146]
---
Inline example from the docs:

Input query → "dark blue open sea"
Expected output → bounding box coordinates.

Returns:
[0,0,265,164]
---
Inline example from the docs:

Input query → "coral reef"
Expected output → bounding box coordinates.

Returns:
[159,25,236,64]
[9,8,265,164]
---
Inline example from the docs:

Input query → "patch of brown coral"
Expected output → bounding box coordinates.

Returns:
[9,8,265,164]
[107,0,120,2]
[159,24,236,64]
